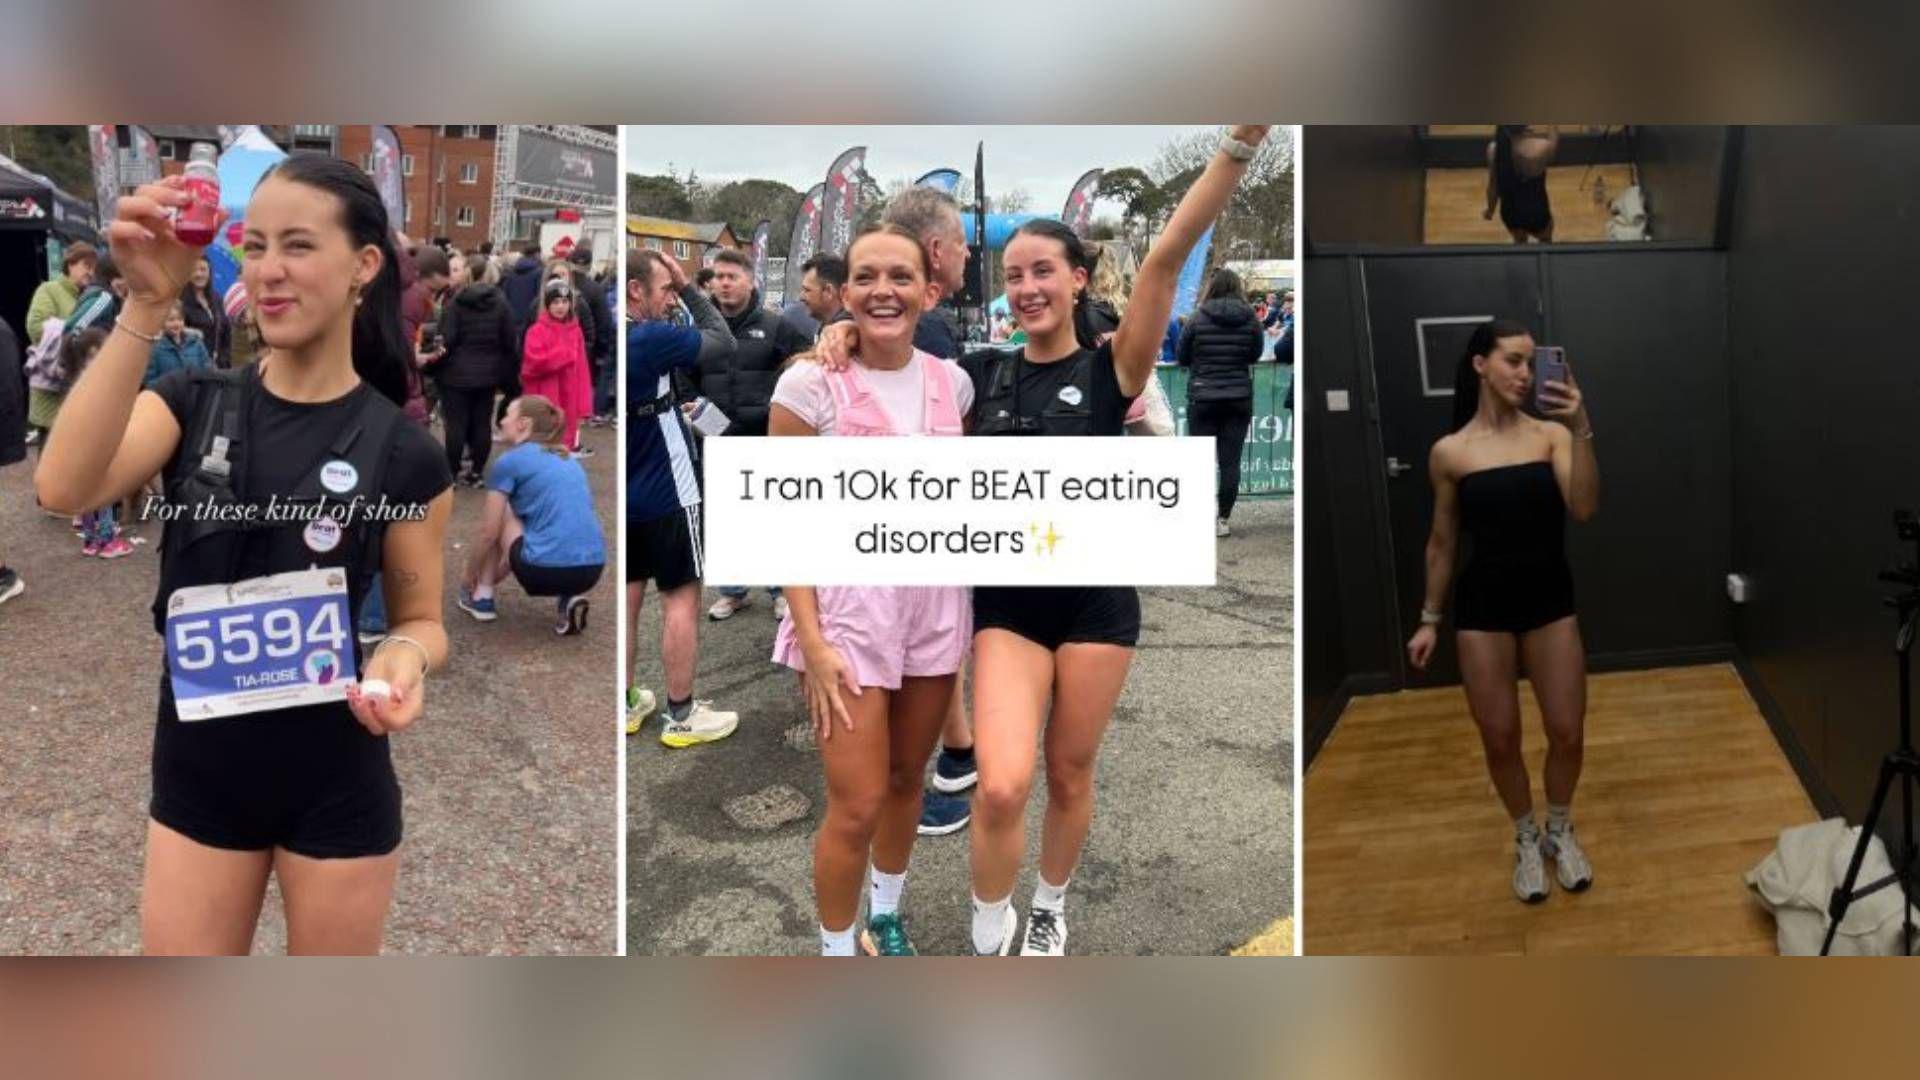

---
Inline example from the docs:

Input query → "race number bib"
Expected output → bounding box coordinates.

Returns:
[165,567,357,721]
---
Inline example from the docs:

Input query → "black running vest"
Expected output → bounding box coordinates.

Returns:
[973,349,1119,437]
[150,368,403,639]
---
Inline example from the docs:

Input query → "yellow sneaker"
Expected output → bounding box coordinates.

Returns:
[660,700,739,748]
[626,687,656,735]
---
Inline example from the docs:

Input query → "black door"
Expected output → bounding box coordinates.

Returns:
[1361,254,1545,685]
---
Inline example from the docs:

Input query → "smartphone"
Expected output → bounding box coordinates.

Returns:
[1532,347,1568,414]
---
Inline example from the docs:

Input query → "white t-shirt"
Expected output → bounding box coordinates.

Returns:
[770,349,975,435]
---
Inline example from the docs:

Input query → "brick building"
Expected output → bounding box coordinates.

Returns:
[626,215,740,279]
[144,125,501,250]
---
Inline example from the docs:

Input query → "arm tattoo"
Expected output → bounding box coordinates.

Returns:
[392,569,420,590]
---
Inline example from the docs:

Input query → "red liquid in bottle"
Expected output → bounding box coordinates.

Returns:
[174,144,221,248]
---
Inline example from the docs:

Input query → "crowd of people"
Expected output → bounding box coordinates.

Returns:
[5,217,615,638]
[0,149,611,954]
[627,125,1275,955]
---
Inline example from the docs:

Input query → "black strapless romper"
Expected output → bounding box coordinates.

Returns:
[1452,461,1576,634]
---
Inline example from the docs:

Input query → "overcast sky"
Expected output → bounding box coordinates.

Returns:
[624,125,1221,215]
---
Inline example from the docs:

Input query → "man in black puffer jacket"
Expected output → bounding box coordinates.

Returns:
[1177,267,1265,536]
[699,248,804,437]
[700,247,807,621]
[436,267,520,485]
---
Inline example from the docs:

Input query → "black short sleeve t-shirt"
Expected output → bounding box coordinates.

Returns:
[958,340,1134,436]
[150,368,451,581]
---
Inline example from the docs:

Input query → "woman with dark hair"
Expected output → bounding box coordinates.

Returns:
[1176,265,1264,536]
[437,251,518,487]
[180,255,230,367]
[1484,125,1559,243]
[814,127,1270,954]
[1406,318,1599,904]
[36,154,453,954]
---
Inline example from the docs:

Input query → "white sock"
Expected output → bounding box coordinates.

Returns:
[1546,804,1572,834]
[1514,813,1539,842]
[473,582,494,600]
[820,922,857,957]
[869,868,906,918]
[971,893,1012,954]
[1032,875,1069,913]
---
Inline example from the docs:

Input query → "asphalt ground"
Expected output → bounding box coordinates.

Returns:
[0,419,618,954]
[627,496,1295,955]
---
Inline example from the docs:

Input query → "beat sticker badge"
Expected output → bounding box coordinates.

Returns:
[320,460,359,494]
[1057,385,1084,406]
[304,516,343,553]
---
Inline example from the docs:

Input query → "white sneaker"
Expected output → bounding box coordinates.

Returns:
[973,903,1018,956]
[659,700,739,748]
[1216,518,1231,538]
[772,594,790,622]
[625,687,656,736]
[1019,907,1067,956]
[1542,825,1594,892]
[1513,832,1549,903]
[707,594,751,621]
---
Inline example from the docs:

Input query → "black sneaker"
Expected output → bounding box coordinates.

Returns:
[0,568,23,607]
[932,749,978,793]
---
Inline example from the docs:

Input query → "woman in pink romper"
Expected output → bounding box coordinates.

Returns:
[768,224,973,957]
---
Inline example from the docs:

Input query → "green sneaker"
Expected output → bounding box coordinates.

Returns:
[859,913,917,956]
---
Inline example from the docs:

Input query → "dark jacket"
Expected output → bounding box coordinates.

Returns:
[0,319,24,467]
[499,254,545,337]
[699,289,803,436]
[1177,297,1263,404]
[437,283,519,390]
[180,284,230,367]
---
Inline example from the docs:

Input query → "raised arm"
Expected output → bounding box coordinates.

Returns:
[1407,444,1461,671]
[36,180,210,514]
[1111,125,1270,396]
[679,284,735,368]
[1539,358,1598,522]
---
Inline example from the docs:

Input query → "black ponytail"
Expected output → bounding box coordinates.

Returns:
[258,152,410,407]
[1451,317,1532,431]
[1012,218,1101,350]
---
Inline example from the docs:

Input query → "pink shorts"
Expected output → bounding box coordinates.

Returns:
[773,586,972,690]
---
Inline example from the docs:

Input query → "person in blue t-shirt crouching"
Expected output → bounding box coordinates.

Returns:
[457,394,606,635]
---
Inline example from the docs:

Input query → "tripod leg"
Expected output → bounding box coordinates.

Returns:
[1903,767,1914,956]
[1821,757,1901,956]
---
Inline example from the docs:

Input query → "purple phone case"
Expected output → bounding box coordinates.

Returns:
[1533,348,1567,412]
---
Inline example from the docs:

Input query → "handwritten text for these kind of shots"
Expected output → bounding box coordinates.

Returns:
[702,437,1217,586]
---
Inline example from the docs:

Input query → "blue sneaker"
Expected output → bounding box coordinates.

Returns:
[917,790,971,836]
[932,749,978,793]
[456,587,497,622]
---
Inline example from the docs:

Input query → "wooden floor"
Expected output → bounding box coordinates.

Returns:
[1304,664,1819,955]
[1423,164,1638,245]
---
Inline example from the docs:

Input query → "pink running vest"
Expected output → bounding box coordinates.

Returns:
[822,351,964,437]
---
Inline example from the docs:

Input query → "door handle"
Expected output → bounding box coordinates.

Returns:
[1387,456,1414,478]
